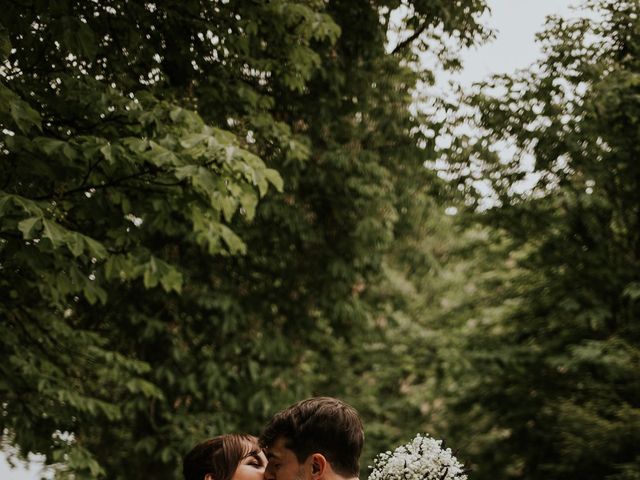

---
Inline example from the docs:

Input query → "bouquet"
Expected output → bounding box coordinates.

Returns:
[368,434,467,480]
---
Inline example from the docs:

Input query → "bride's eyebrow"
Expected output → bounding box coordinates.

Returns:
[243,450,263,462]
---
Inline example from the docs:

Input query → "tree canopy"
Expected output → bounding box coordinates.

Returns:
[4,1,637,480]
[438,1,640,478]
[1,1,490,478]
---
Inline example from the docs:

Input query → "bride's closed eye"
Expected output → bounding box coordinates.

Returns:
[243,452,266,468]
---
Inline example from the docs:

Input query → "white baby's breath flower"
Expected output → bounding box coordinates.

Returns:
[368,434,467,480]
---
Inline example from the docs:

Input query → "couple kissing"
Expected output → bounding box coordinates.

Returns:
[184,397,363,480]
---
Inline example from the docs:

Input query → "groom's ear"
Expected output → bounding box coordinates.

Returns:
[204,474,215,480]
[309,453,327,480]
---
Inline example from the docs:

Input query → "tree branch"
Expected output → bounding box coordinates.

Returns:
[32,167,156,201]
[391,22,429,55]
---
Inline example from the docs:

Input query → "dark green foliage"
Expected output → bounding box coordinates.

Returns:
[439,1,640,478]
[0,1,297,478]
[0,1,490,479]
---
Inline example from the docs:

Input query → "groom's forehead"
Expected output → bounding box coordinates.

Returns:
[265,447,280,459]
[265,450,279,460]
[265,437,291,459]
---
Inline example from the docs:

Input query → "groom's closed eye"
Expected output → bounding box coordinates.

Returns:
[266,459,281,471]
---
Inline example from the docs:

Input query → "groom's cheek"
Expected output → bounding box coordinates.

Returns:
[264,463,275,480]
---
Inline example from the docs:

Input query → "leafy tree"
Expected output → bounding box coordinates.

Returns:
[0,1,491,479]
[0,1,328,478]
[439,1,640,478]
[278,0,493,465]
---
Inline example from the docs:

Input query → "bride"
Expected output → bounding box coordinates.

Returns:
[183,434,267,480]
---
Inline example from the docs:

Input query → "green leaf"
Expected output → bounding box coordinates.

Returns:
[210,127,236,146]
[67,232,85,257]
[264,168,284,193]
[83,281,108,305]
[62,143,77,161]
[254,170,269,197]
[125,379,163,399]
[123,137,149,153]
[83,236,108,260]
[159,266,183,294]
[100,143,114,162]
[41,219,68,248]
[179,133,209,149]
[192,168,224,204]
[169,107,184,122]
[224,145,236,163]
[34,137,67,155]
[18,216,42,239]
[0,25,11,60]
[239,149,265,169]
[0,193,10,215]
[10,98,42,133]
[219,224,246,254]
[142,257,159,289]
[239,187,258,221]
[220,196,237,223]
[160,447,173,464]
[623,282,640,301]
[174,165,199,181]
[147,141,179,167]
[142,256,183,293]
[12,195,43,216]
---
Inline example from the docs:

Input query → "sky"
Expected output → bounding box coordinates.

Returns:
[1,1,584,479]
[454,0,582,86]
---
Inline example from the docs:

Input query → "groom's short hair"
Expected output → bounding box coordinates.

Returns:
[260,397,364,477]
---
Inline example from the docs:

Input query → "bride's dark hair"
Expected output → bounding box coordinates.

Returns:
[183,434,260,480]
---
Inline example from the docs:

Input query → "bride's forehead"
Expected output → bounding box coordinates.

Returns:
[241,441,262,455]
[241,436,260,449]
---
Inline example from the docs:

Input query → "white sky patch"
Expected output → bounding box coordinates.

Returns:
[444,206,458,216]
[444,0,589,89]
[0,449,52,480]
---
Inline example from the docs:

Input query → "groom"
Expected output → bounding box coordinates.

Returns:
[260,397,363,480]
